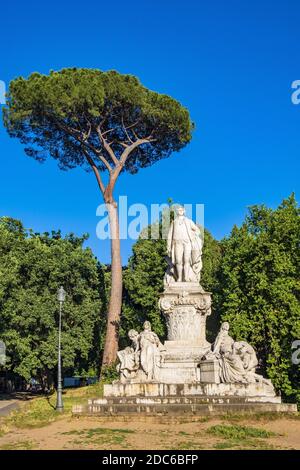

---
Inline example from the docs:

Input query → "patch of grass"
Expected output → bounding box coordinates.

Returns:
[61,427,134,449]
[174,441,204,450]
[4,398,59,429]
[207,424,275,439]
[62,427,134,436]
[213,438,276,450]
[208,424,278,450]
[1,383,105,431]
[0,440,35,450]
[220,412,299,423]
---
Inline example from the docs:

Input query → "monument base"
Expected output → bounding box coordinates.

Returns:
[72,382,297,416]
[103,381,280,399]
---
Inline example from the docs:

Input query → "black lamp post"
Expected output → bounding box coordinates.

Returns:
[56,286,66,412]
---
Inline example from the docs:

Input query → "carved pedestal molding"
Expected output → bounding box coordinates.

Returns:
[157,283,212,382]
[159,284,211,345]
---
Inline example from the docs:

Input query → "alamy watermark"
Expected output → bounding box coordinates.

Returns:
[291,340,300,365]
[96,197,205,241]
[291,80,300,105]
[0,80,6,105]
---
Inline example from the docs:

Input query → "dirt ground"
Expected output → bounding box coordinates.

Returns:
[0,414,300,450]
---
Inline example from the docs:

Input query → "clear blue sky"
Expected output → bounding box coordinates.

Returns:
[1,0,299,264]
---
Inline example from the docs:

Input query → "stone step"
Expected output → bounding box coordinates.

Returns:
[88,395,282,405]
[73,402,297,416]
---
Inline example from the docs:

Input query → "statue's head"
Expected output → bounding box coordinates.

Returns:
[176,206,185,217]
[143,321,151,331]
[221,322,230,332]
[128,329,138,340]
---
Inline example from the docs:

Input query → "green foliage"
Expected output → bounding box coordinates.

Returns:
[3,68,193,174]
[208,424,276,450]
[122,237,167,340]
[61,427,134,448]
[100,363,119,383]
[0,217,105,386]
[207,424,275,439]
[218,194,300,403]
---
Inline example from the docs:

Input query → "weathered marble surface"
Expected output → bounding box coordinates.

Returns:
[104,382,279,400]
[117,321,165,383]
[164,206,203,285]
[202,322,274,391]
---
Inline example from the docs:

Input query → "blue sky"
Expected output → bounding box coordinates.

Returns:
[0,0,299,264]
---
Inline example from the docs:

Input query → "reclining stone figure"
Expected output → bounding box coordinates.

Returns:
[205,322,274,388]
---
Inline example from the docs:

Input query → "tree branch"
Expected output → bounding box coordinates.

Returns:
[121,116,134,144]
[96,124,119,167]
[51,116,113,173]
[82,148,106,195]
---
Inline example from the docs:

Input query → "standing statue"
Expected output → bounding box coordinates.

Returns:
[139,321,165,381]
[165,206,203,284]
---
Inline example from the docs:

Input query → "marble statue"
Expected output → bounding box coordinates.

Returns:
[212,322,249,384]
[139,321,165,381]
[117,329,140,382]
[165,206,203,285]
[208,322,273,388]
[117,322,165,382]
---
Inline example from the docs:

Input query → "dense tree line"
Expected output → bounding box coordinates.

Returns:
[218,194,300,404]
[0,195,299,403]
[0,217,107,390]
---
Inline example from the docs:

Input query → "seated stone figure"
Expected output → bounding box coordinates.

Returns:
[210,322,274,388]
[234,341,258,373]
[212,322,249,384]
[117,329,140,382]
[117,321,165,382]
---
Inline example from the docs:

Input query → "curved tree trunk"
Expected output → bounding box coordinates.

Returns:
[101,200,122,370]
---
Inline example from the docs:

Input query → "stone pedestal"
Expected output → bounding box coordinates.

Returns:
[199,359,220,383]
[158,283,211,383]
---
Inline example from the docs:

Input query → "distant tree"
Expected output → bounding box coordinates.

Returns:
[218,195,300,403]
[0,217,103,389]
[3,68,193,369]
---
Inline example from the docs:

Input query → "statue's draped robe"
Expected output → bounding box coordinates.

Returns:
[214,333,249,384]
[140,331,161,380]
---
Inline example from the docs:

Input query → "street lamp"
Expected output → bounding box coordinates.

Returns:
[56,286,66,412]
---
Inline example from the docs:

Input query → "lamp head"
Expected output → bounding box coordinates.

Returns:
[57,286,66,303]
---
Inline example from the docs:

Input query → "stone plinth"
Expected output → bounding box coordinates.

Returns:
[158,283,211,383]
[73,399,297,417]
[103,381,279,399]
[199,359,220,383]
[73,381,297,417]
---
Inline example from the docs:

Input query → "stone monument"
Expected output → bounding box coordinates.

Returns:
[73,207,297,415]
